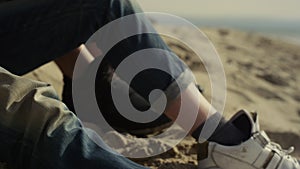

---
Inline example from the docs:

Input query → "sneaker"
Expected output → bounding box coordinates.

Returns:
[198,110,300,169]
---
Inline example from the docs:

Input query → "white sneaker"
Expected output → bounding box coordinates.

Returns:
[198,110,300,169]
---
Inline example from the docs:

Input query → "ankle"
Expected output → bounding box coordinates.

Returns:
[192,113,226,142]
[55,46,83,79]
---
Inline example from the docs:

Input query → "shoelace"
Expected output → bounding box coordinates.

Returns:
[269,142,294,155]
[268,142,299,164]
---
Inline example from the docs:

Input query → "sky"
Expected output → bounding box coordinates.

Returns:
[137,0,300,20]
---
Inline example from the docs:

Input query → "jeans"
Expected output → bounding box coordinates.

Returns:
[0,67,148,169]
[0,0,193,100]
[0,0,194,168]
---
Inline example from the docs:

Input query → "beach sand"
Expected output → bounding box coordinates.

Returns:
[23,27,300,168]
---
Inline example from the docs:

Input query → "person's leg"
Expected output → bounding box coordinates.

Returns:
[0,0,175,134]
[20,0,244,141]
[0,66,147,169]
[54,46,82,78]
[0,0,112,75]
[47,0,243,143]
[0,0,241,142]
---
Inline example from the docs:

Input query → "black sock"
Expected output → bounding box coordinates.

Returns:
[192,113,248,145]
[192,113,226,141]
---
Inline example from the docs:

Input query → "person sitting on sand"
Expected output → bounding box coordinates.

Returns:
[0,0,299,168]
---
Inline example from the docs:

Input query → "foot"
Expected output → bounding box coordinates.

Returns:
[197,110,300,169]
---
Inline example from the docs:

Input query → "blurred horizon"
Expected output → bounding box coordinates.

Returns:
[137,0,300,20]
[137,0,300,44]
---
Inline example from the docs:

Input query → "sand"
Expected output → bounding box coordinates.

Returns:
[22,27,300,168]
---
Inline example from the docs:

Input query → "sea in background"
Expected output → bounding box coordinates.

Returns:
[187,17,300,45]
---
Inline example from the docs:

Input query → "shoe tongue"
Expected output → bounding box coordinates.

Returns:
[229,110,257,138]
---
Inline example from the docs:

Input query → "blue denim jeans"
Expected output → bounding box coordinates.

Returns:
[0,0,193,168]
[0,0,194,131]
[0,0,192,99]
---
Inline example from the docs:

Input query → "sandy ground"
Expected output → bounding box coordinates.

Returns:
[22,27,300,168]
